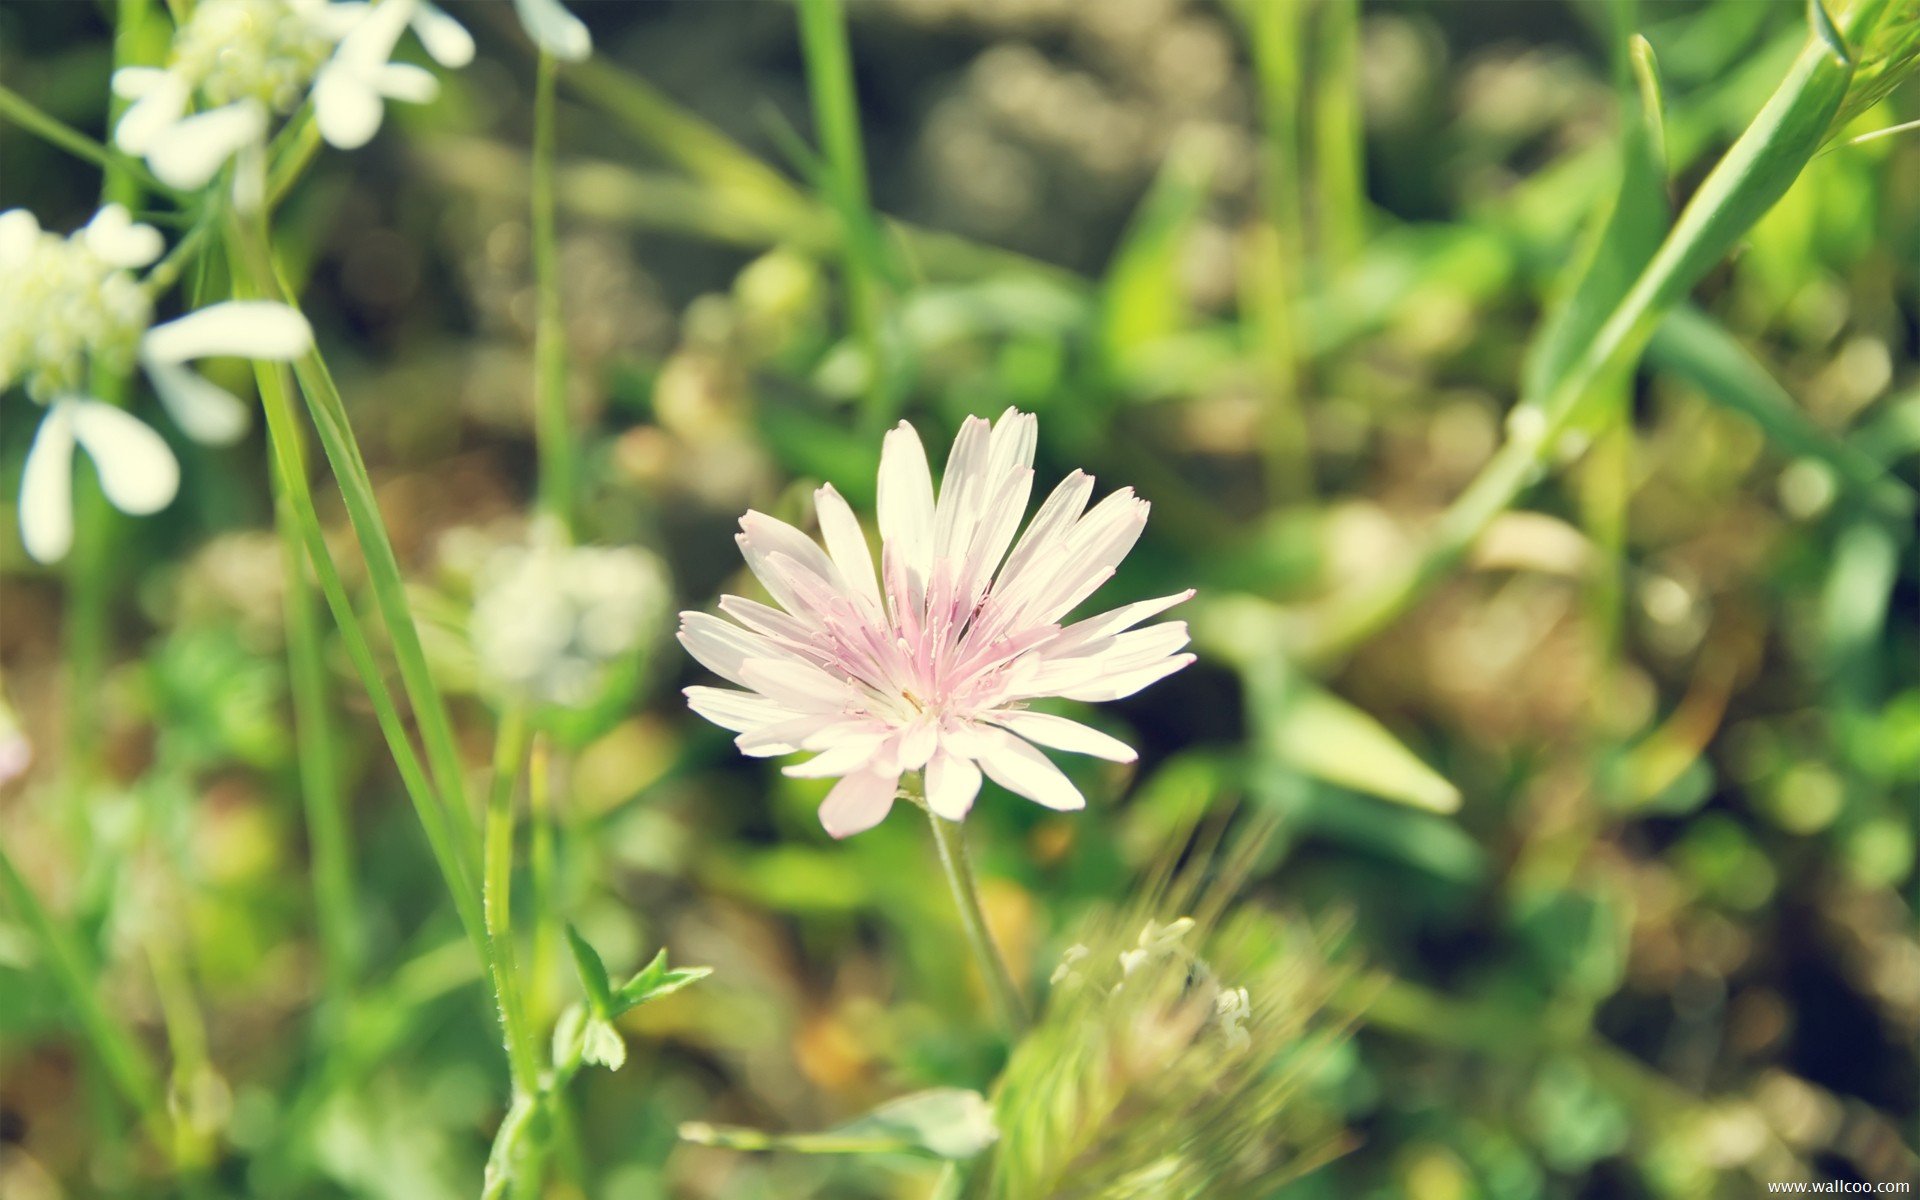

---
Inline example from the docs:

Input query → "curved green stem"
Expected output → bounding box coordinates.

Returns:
[924,803,1029,1036]
[485,708,542,1097]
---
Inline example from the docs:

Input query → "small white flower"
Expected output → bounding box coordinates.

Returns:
[3,207,312,563]
[512,0,592,62]
[469,526,672,709]
[112,0,458,190]
[1213,985,1251,1052]
[311,0,441,150]
[1050,942,1090,986]
[113,0,344,188]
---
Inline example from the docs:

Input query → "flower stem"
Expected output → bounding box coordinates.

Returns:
[531,50,575,533]
[0,842,169,1149]
[275,462,360,1003]
[485,708,542,1098]
[924,806,1029,1036]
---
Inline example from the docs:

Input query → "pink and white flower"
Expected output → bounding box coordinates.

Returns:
[679,408,1194,838]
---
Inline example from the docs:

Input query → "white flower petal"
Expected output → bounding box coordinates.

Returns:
[83,204,163,268]
[988,711,1136,763]
[0,209,41,265]
[313,67,385,149]
[19,404,78,564]
[1055,654,1196,704]
[111,66,169,100]
[68,400,179,516]
[142,358,250,445]
[145,102,267,190]
[683,685,795,733]
[112,72,189,155]
[818,770,899,839]
[877,420,936,579]
[511,0,592,61]
[374,61,439,104]
[814,484,883,613]
[143,301,313,363]
[925,749,982,821]
[412,2,475,67]
[972,727,1084,812]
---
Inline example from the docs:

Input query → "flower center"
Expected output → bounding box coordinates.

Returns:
[0,231,151,403]
[172,0,333,112]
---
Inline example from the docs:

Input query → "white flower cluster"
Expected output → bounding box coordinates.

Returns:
[113,0,591,194]
[470,532,671,709]
[2,207,311,563]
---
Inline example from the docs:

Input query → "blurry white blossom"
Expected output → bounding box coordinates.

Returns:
[512,0,592,61]
[1049,942,1090,985]
[2,207,311,563]
[1213,984,1252,1052]
[470,528,671,710]
[112,0,459,191]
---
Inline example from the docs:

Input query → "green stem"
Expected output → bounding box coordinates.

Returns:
[924,805,1029,1036]
[0,83,167,194]
[1244,0,1313,502]
[485,709,542,1098]
[1311,0,1366,272]
[531,52,575,532]
[1299,22,1868,663]
[527,733,559,1022]
[285,343,482,879]
[255,359,487,962]
[0,843,169,1149]
[796,0,893,430]
[275,466,361,1001]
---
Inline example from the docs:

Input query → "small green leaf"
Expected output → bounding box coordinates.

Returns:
[566,925,615,1016]
[482,1093,537,1200]
[580,1016,627,1072]
[613,948,712,1015]
[1267,679,1461,814]
[1647,307,1915,522]
[679,1088,998,1161]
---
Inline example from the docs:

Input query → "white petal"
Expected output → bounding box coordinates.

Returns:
[411,2,475,66]
[313,67,385,150]
[783,738,886,779]
[1055,654,1195,703]
[112,72,188,154]
[818,770,898,839]
[511,0,592,61]
[142,359,250,445]
[814,484,882,613]
[988,711,1136,763]
[143,302,313,364]
[925,750,982,821]
[1049,589,1196,654]
[19,405,78,563]
[0,209,41,265]
[83,204,162,268]
[373,61,439,105]
[68,401,179,516]
[972,727,1084,812]
[111,66,169,100]
[684,685,796,734]
[145,102,266,190]
[877,421,935,579]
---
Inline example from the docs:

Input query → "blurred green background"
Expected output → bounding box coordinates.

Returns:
[2,0,1917,1196]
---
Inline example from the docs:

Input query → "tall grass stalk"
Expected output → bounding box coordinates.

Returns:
[1244,0,1314,501]
[796,0,894,430]
[531,51,575,532]
[275,455,361,1002]
[484,708,542,1097]
[1311,0,1366,271]
[1301,12,1879,663]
